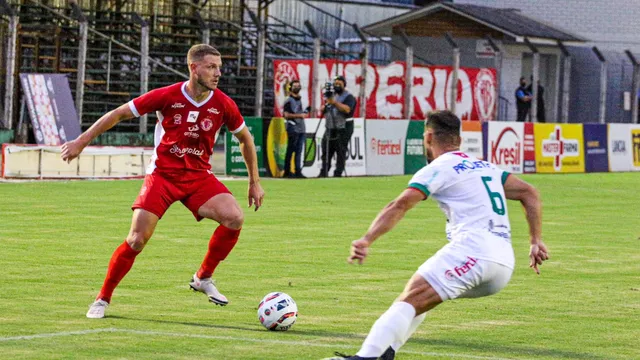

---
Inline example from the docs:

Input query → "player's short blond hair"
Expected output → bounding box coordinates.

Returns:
[187,44,221,64]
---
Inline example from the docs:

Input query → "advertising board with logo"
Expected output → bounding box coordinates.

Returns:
[534,124,585,173]
[633,125,640,171]
[366,120,407,175]
[583,124,608,173]
[273,60,497,121]
[225,117,265,176]
[264,118,366,177]
[607,124,632,172]
[404,120,426,174]
[461,121,483,160]
[484,122,526,174]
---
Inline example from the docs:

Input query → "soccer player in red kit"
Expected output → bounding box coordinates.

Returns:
[61,44,265,319]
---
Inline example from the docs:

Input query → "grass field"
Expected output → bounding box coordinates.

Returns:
[0,173,639,360]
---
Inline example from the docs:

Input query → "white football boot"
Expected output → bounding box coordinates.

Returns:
[189,274,228,306]
[86,299,109,319]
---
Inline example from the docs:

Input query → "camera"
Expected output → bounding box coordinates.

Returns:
[323,82,334,98]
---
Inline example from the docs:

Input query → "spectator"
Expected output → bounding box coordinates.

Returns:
[527,78,546,123]
[515,77,532,122]
[283,80,308,178]
[319,75,357,178]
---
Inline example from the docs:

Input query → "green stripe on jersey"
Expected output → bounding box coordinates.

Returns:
[501,171,511,185]
[408,183,430,197]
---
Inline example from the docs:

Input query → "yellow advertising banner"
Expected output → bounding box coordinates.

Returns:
[534,124,585,173]
[632,128,640,168]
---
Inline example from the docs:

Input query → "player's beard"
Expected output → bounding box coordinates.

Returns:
[426,146,434,162]
[196,74,217,92]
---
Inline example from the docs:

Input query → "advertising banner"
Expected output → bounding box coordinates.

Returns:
[273,59,497,121]
[366,120,408,175]
[534,124,585,173]
[523,123,536,173]
[633,125,640,171]
[265,118,366,177]
[19,73,82,145]
[607,124,632,172]
[404,120,426,175]
[225,117,265,176]
[485,122,525,174]
[583,124,609,173]
[461,121,483,159]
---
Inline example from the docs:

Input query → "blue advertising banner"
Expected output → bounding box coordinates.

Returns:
[583,124,608,172]
[19,73,82,145]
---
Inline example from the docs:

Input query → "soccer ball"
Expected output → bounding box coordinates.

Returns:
[257,292,298,331]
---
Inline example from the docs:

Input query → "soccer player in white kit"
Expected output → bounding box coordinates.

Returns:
[326,111,549,360]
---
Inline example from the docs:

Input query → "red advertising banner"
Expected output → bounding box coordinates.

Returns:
[273,59,497,121]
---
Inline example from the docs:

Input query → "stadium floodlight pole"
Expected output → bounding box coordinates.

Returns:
[399,29,413,120]
[524,38,539,123]
[486,35,501,121]
[133,13,150,134]
[70,2,87,126]
[247,8,265,117]
[305,20,321,117]
[557,41,571,124]
[1,0,17,130]
[444,32,459,115]
[195,12,211,45]
[353,23,368,119]
[592,46,607,124]
[625,50,639,124]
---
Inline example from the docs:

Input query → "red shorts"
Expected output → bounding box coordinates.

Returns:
[132,171,231,221]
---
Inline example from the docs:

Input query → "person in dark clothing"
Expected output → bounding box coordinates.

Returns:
[515,77,532,122]
[319,75,357,178]
[527,80,546,123]
[283,79,307,178]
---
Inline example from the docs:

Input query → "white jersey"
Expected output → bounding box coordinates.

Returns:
[408,151,515,268]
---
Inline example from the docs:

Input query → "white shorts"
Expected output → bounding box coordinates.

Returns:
[417,243,513,301]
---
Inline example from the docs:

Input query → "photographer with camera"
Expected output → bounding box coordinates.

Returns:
[283,79,308,178]
[319,75,357,178]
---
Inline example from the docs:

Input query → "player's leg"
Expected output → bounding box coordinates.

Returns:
[182,175,243,305]
[87,209,159,318]
[350,274,442,359]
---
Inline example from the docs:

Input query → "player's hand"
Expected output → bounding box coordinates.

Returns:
[60,139,85,163]
[529,241,549,274]
[348,238,370,265]
[248,181,265,212]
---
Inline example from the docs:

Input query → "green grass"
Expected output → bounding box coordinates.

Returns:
[0,173,639,359]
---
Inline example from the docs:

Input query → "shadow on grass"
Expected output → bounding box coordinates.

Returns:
[107,315,604,359]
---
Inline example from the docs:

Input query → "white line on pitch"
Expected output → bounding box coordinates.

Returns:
[0,328,514,360]
[0,328,117,342]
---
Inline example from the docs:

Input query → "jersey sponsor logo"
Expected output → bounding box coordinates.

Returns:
[173,114,182,124]
[201,118,213,131]
[491,127,521,167]
[452,159,490,174]
[184,124,200,138]
[541,126,580,171]
[207,107,220,115]
[171,102,185,109]
[187,111,199,123]
[370,137,401,155]
[169,144,204,158]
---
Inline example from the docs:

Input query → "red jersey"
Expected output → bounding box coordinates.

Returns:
[128,81,245,176]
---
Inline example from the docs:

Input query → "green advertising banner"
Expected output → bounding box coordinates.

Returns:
[404,120,426,174]
[225,117,265,176]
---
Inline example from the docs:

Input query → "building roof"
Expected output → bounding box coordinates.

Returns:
[363,1,586,44]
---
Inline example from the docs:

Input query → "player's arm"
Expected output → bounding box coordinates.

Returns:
[348,189,425,264]
[503,174,549,274]
[235,126,265,211]
[61,103,136,162]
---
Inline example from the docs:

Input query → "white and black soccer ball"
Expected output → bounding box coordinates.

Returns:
[257,292,298,331]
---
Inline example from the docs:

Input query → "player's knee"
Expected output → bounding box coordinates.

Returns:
[222,210,244,230]
[399,282,442,314]
[126,230,152,251]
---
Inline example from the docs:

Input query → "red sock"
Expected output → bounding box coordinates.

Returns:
[96,241,141,303]
[196,225,241,279]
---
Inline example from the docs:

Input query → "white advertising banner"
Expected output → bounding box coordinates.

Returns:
[461,130,483,159]
[486,122,525,174]
[365,120,409,175]
[607,124,633,172]
[301,118,366,177]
